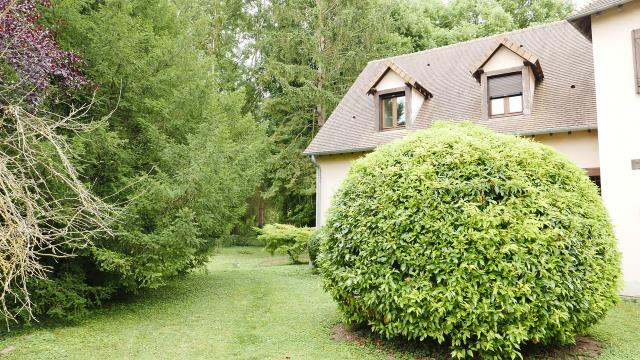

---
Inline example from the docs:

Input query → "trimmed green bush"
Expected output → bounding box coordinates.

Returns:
[218,233,264,247]
[307,229,323,266]
[256,224,315,263]
[319,122,620,359]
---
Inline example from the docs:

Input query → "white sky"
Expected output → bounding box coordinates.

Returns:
[573,0,592,10]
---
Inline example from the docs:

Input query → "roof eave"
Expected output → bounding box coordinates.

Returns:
[515,125,597,136]
[304,126,598,156]
[303,146,375,157]
[567,0,634,21]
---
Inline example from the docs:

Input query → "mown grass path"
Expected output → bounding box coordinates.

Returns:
[1,247,639,359]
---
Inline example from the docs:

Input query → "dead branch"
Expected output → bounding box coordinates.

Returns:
[0,93,117,326]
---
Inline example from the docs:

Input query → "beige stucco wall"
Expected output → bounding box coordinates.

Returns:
[533,131,600,169]
[591,0,640,296]
[315,131,600,226]
[316,153,365,226]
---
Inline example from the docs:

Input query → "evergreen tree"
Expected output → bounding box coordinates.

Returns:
[254,0,411,225]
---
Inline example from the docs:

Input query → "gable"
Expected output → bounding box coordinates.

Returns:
[376,70,405,90]
[367,61,432,98]
[482,46,526,72]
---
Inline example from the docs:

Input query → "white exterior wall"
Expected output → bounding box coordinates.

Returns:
[591,1,640,296]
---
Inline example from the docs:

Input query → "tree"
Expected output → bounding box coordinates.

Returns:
[0,0,270,321]
[0,0,114,323]
[497,0,573,29]
[254,0,411,226]
[46,0,268,286]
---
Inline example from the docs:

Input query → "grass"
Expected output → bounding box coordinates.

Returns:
[0,247,638,360]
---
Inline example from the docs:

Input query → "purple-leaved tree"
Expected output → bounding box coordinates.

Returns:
[0,0,87,103]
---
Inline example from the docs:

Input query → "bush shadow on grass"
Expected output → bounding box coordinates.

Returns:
[331,323,604,360]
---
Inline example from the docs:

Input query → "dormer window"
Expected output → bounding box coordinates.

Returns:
[367,61,432,132]
[381,92,406,129]
[488,72,523,117]
[472,38,544,121]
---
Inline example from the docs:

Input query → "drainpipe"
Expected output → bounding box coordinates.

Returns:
[310,155,321,228]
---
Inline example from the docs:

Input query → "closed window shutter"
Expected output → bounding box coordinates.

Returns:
[634,29,640,94]
[488,72,523,98]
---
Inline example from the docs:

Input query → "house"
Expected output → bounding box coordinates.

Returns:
[304,0,640,296]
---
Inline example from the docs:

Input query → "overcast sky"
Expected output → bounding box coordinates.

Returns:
[573,0,592,10]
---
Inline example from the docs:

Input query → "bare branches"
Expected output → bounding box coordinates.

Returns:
[0,95,117,326]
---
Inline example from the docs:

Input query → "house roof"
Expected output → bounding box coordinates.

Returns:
[567,0,634,20]
[471,38,544,80]
[304,21,597,156]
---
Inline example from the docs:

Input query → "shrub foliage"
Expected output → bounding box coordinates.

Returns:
[257,224,314,263]
[319,122,620,359]
[307,229,323,266]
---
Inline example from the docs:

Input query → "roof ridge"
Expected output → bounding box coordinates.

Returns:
[367,20,568,64]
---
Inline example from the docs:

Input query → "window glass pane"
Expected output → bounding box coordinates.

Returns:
[383,97,393,128]
[396,96,406,126]
[508,95,522,113]
[490,98,505,115]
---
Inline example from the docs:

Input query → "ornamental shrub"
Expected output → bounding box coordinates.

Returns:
[307,229,323,266]
[319,122,620,359]
[256,224,315,263]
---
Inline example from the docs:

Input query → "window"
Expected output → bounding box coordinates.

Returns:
[586,168,601,192]
[488,72,523,117]
[380,93,406,130]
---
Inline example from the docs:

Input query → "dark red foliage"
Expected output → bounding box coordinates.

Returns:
[0,0,88,103]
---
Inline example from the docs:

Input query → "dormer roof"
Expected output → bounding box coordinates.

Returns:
[471,38,544,81]
[367,61,433,98]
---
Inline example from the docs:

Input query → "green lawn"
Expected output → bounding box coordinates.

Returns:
[0,247,638,360]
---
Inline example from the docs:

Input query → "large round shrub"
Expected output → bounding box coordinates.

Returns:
[319,122,620,359]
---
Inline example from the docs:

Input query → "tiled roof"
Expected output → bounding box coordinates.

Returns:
[304,21,597,156]
[568,0,634,20]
